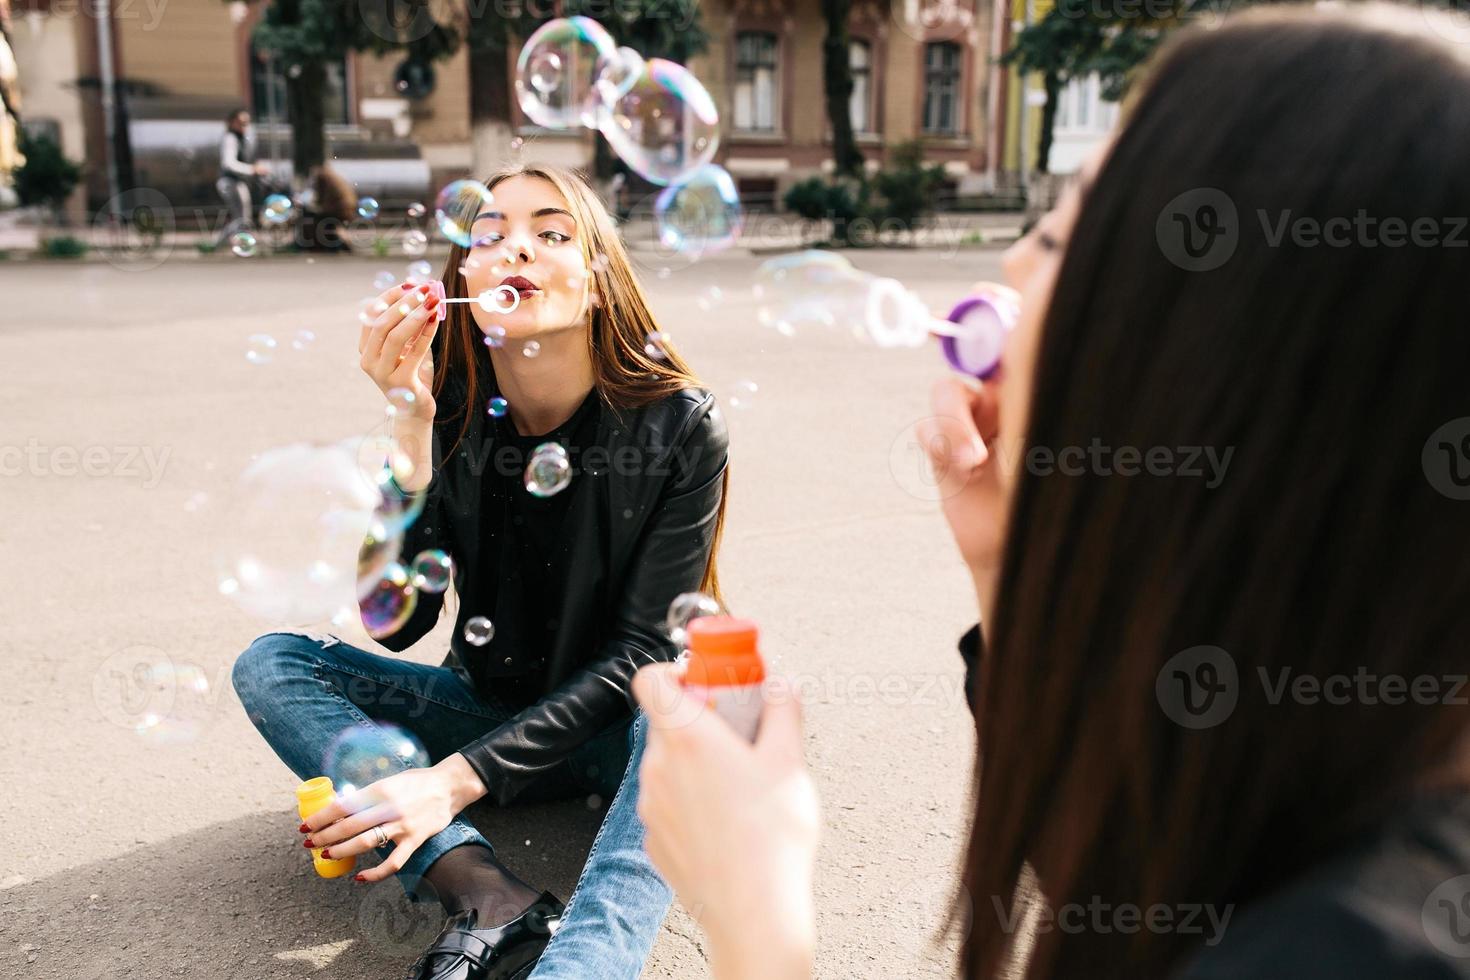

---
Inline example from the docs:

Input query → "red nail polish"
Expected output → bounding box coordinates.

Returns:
[418,284,431,293]
[426,297,440,310]
[303,838,315,848]
[298,822,310,834]
[320,848,332,858]
[353,874,367,883]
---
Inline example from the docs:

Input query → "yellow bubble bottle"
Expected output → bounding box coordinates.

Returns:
[295,777,356,878]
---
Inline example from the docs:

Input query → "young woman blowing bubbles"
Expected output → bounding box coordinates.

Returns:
[233,164,729,980]
[632,5,1470,979]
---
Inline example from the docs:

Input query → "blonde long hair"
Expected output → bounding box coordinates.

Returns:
[432,164,727,598]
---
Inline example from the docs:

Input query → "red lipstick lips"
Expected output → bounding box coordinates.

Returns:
[500,275,540,296]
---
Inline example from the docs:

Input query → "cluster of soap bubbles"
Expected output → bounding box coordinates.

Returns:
[216,435,428,633]
[753,250,939,349]
[244,329,316,365]
[514,18,722,186]
[525,442,573,497]
[324,722,430,796]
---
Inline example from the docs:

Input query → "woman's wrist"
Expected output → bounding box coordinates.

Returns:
[435,752,488,812]
[706,904,815,980]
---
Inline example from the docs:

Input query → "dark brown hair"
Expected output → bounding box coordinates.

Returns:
[960,5,1470,977]
[431,164,728,598]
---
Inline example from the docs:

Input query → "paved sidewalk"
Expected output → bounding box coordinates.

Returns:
[1,247,1001,979]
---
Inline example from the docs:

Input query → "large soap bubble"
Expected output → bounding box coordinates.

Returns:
[597,58,720,186]
[515,16,619,130]
[654,164,743,256]
[216,440,400,625]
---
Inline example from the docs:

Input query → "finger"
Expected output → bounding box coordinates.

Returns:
[397,311,440,371]
[925,378,991,469]
[367,286,430,361]
[754,675,807,766]
[632,663,705,733]
[324,820,402,861]
[377,297,437,367]
[353,837,419,883]
[306,802,394,849]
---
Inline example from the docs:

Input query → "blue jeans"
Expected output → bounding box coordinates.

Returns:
[231,630,672,979]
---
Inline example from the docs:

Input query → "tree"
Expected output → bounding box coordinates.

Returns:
[1001,0,1179,173]
[821,0,864,178]
[243,0,461,177]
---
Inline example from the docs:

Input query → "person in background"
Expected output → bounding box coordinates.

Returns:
[294,164,356,253]
[632,4,1470,979]
[215,108,269,248]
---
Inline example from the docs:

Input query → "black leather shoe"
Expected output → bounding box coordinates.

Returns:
[405,892,565,980]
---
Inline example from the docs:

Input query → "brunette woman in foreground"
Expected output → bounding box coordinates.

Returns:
[631,5,1470,978]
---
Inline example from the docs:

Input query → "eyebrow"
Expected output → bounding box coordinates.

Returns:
[473,208,574,221]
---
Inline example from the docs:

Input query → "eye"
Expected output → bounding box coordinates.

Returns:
[471,230,503,247]
[540,230,571,244]
[1035,231,1064,253]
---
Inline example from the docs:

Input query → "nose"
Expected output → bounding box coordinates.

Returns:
[497,234,535,268]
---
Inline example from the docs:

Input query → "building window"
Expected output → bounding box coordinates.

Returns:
[1054,73,1120,135]
[922,42,962,135]
[250,42,350,127]
[850,40,873,134]
[734,32,779,133]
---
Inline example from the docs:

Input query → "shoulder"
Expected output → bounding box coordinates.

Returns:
[611,386,728,456]
[1173,794,1470,980]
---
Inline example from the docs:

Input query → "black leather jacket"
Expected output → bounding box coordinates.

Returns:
[373,375,729,805]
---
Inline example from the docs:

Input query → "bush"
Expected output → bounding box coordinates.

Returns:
[783,175,873,245]
[41,236,89,259]
[15,132,83,213]
[871,140,947,230]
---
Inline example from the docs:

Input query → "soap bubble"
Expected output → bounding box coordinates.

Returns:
[522,340,542,358]
[95,649,216,745]
[373,270,397,291]
[525,442,572,497]
[262,194,294,226]
[753,251,865,335]
[360,561,419,639]
[487,396,509,418]
[229,231,258,257]
[483,325,507,349]
[357,197,381,220]
[464,616,495,646]
[407,201,427,219]
[407,259,434,283]
[434,179,496,248]
[352,433,427,544]
[643,331,671,360]
[654,164,743,256]
[728,380,759,409]
[403,230,428,256]
[860,276,933,349]
[291,329,316,351]
[410,549,454,593]
[216,440,401,625]
[597,58,720,186]
[385,387,417,419]
[666,591,721,648]
[592,46,644,107]
[514,16,618,129]
[696,286,723,311]
[324,721,430,795]
[245,334,277,365]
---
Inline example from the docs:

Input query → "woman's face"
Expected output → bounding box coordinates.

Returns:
[461,175,592,344]
[996,151,1099,467]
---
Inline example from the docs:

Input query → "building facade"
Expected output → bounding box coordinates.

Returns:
[8,0,1029,220]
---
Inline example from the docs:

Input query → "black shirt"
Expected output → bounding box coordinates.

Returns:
[463,389,601,707]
